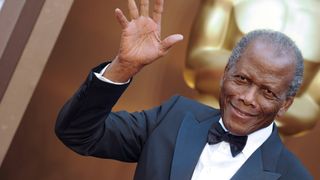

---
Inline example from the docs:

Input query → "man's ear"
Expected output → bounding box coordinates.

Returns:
[277,96,294,117]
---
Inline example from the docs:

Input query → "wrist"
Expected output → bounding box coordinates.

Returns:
[102,56,141,83]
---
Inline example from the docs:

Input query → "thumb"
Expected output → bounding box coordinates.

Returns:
[160,34,184,53]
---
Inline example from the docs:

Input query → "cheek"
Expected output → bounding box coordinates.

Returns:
[254,99,282,127]
[220,81,245,116]
[220,82,233,109]
[259,99,282,116]
[221,81,239,98]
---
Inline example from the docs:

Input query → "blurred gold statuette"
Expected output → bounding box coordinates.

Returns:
[185,0,320,137]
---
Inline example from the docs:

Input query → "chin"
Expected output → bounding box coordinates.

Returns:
[223,119,250,135]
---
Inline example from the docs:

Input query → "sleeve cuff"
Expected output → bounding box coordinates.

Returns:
[94,64,130,85]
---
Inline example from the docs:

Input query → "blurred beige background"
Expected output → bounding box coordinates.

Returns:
[0,0,319,179]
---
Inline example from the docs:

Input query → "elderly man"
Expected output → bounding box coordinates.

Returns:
[55,0,312,179]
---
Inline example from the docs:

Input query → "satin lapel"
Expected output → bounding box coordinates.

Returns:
[231,148,280,180]
[170,112,218,180]
[231,125,282,180]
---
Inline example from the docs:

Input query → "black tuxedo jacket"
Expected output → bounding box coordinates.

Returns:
[55,63,312,180]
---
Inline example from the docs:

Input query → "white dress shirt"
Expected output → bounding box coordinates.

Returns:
[94,65,273,180]
[191,119,273,180]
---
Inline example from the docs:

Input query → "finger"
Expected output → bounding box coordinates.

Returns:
[115,8,129,28]
[128,0,139,19]
[140,0,149,17]
[161,34,184,53]
[153,0,163,25]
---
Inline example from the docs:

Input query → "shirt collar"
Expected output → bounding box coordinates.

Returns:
[219,118,273,158]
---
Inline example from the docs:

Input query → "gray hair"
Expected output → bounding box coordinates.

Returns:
[226,29,304,97]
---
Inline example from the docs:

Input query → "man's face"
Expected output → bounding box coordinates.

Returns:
[219,40,296,136]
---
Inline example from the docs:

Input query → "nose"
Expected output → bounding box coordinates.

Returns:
[239,86,258,107]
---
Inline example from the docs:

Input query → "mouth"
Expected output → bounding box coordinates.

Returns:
[230,102,257,118]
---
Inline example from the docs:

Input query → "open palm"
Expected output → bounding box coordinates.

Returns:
[115,0,183,67]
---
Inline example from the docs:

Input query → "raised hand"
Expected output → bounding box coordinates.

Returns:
[103,0,183,82]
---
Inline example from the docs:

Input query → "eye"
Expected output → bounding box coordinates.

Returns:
[234,75,248,83]
[262,88,276,99]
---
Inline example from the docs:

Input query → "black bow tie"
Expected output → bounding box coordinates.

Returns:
[207,121,248,157]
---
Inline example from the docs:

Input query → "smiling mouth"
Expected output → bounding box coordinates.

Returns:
[230,102,257,118]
